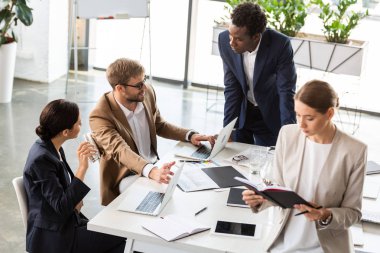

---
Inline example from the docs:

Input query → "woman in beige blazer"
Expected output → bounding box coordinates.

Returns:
[243,80,367,253]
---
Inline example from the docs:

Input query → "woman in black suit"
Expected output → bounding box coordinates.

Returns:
[23,99,125,253]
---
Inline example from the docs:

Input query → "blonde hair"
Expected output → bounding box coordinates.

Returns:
[106,58,145,89]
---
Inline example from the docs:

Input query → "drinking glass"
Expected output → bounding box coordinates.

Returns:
[249,148,267,175]
[260,152,274,182]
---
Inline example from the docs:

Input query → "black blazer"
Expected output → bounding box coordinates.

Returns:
[23,139,90,253]
[218,28,297,136]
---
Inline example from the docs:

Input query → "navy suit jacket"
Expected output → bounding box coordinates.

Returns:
[23,139,90,253]
[218,28,296,136]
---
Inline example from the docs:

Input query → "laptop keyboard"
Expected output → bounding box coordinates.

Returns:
[191,145,212,159]
[136,191,165,213]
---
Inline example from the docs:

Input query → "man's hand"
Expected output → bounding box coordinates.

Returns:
[148,161,175,184]
[190,134,216,147]
[242,189,266,208]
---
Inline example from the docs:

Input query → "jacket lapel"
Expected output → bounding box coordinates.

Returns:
[106,92,138,148]
[253,29,270,88]
[235,54,249,95]
[142,100,158,157]
[45,140,71,187]
[289,132,307,192]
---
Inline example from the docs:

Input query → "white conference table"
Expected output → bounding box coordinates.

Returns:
[88,142,380,253]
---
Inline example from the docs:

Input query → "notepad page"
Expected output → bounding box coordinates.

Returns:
[363,180,380,199]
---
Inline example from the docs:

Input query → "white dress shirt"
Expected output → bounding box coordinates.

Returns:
[115,99,157,192]
[243,35,261,106]
[271,138,332,253]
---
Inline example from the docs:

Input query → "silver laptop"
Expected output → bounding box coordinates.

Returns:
[175,117,238,161]
[117,163,184,216]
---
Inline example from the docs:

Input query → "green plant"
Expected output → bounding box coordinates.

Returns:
[257,0,309,37]
[0,0,33,46]
[312,0,368,44]
[220,0,308,37]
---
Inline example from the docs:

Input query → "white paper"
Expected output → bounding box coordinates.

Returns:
[142,214,210,241]
[350,223,364,246]
[178,162,219,192]
[363,180,380,199]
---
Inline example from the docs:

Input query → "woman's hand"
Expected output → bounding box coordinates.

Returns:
[294,203,331,222]
[242,189,266,208]
[75,141,97,181]
[148,161,175,184]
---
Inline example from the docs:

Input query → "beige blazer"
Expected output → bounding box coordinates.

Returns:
[255,124,367,253]
[89,84,189,205]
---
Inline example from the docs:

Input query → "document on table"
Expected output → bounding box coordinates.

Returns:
[142,214,210,241]
[178,162,219,192]
[350,223,364,246]
[177,162,246,192]
[363,178,380,199]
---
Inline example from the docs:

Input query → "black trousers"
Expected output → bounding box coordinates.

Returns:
[72,225,126,253]
[234,102,277,147]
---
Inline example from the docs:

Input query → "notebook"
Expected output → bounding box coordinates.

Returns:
[117,163,184,216]
[174,117,238,161]
[177,165,247,192]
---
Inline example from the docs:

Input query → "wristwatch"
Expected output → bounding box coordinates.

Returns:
[188,131,198,142]
[319,213,333,226]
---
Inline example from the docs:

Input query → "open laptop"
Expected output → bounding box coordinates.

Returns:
[175,117,238,161]
[117,163,184,216]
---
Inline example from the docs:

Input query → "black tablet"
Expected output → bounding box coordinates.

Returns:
[212,220,261,239]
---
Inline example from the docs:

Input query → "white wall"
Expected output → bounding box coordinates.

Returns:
[14,0,68,83]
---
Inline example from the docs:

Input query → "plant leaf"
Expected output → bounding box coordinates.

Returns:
[15,1,33,26]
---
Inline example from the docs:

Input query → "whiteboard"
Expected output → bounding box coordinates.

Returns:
[77,0,149,19]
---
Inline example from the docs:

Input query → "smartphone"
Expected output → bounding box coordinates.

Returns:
[213,220,261,239]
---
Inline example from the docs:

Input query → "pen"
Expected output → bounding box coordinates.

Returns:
[295,206,323,216]
[179,160,203,163]
[194,207,207,216]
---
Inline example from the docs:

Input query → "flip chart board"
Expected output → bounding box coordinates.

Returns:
[77,0,149,19]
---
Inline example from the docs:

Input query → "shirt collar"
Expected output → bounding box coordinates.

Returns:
[115,97,144,118]
[244,34,262,56]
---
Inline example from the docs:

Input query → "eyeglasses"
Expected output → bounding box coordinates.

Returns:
[120,76,147,90]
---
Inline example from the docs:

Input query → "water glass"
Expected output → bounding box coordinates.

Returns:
[249,148,267,175]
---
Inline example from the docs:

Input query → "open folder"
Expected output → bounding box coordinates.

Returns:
[142,214,210,241]
[178,163,246,192]
[234,177,313,209]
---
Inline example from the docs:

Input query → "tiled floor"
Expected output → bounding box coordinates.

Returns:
[0,71,379,252]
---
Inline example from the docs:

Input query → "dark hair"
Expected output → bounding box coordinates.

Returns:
[295,80,339,114]
[106,58,145,89]
[35,99,79,140]
[231,3,267,36]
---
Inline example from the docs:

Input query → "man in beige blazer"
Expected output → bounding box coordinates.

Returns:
[89,58,215,205]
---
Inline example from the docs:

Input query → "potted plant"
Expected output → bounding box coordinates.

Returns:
[291,0,368,76]
[0,0,33,103]
[256,0,309,37]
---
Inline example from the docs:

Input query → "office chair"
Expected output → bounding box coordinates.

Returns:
[12,176,28,231]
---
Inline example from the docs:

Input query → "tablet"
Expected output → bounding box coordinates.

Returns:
[212,220,262,239]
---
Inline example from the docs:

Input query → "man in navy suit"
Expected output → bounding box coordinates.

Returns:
[218,3,296,146]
